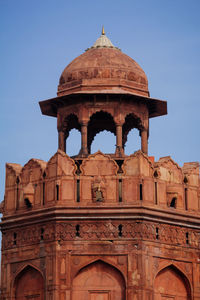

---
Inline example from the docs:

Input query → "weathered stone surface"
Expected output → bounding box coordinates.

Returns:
[58,47,149,97]
[1,149,199,299]
[0,32,199,300]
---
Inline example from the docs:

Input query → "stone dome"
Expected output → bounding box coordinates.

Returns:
[58,30,149,97]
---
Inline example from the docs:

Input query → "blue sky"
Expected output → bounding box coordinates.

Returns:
[0,0,200,205]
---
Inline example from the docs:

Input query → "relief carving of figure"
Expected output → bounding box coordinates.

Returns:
[92,176,106,202]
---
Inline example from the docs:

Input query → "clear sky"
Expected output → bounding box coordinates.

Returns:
[0,0,200,205]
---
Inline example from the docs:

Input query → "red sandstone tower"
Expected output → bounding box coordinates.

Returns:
[0,29,200,300]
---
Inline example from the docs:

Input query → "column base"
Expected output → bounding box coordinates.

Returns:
[78,148,89,158]
[115,146,124,157]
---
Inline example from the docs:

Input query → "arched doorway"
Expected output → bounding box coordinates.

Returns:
[72,260,125,300]
[14,265,44,300]
[154,265,191,300]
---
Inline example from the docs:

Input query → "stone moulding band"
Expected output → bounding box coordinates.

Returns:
[2,220,199,250]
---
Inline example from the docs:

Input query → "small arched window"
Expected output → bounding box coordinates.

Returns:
[24,198,32,209]
[170,197,177,208]
[183,176,188,184]
[154,170,159,178]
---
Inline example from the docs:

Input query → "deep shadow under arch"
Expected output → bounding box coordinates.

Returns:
[64,113,81,136]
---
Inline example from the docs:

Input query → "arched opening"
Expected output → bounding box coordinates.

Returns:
[64,114,81,132]
[88,111,116,154]
[62,114,81,154]
[170,197,177,208]
[122,113,142,146]
[67,129,81,156]
[14,265,44,300]
[24,197,32,209]
[72,260,126,300]
[124,128,140,155]
[91,130,116,154]
[154,265,191,300]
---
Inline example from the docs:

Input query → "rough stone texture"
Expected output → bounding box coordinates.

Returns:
[58,48,149,97]
[0,150,200,299]
[0,33,199,300]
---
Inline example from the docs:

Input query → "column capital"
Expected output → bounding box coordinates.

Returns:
[140,127,148,132]
[58,127,64,133]
[116,122,123,127]
[80,120,88,126]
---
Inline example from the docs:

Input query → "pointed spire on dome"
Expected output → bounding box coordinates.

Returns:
[85,27,120,51]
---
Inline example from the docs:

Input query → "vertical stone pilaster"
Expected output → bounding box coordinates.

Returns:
[58,131,66,153]
[115,123,124,156]
[141,129,148,155]
[81,121,88,156]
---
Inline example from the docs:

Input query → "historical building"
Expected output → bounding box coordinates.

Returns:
[0,29,200,300]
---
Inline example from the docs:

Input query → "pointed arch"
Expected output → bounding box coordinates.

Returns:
[20,159,47,184]
[154,263,192,300]
[72,258,126,283]
[13,264,45,300]
[72,259,126,300]
[6,163,22,188]
[13,263,44,280]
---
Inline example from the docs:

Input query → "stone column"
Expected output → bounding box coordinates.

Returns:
[141,129,148,155]
[58,130,66,152]
[115,123,124,156]
[81,122,88,155]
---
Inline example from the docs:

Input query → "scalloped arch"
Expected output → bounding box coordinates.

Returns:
[89,109,115,121]
[46,149,77,178]
[155,156,183,183]
[122,150,153,176]
[62,112,81,133]
[157,156,182,172]
[80,151,119,176]
[124,112,144,129]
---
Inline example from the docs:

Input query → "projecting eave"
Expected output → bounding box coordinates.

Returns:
[39,92,167,118]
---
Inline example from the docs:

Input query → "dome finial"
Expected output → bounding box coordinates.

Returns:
[88,26,119,50]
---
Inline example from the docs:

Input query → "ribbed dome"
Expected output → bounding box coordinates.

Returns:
[58,31,149,97]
